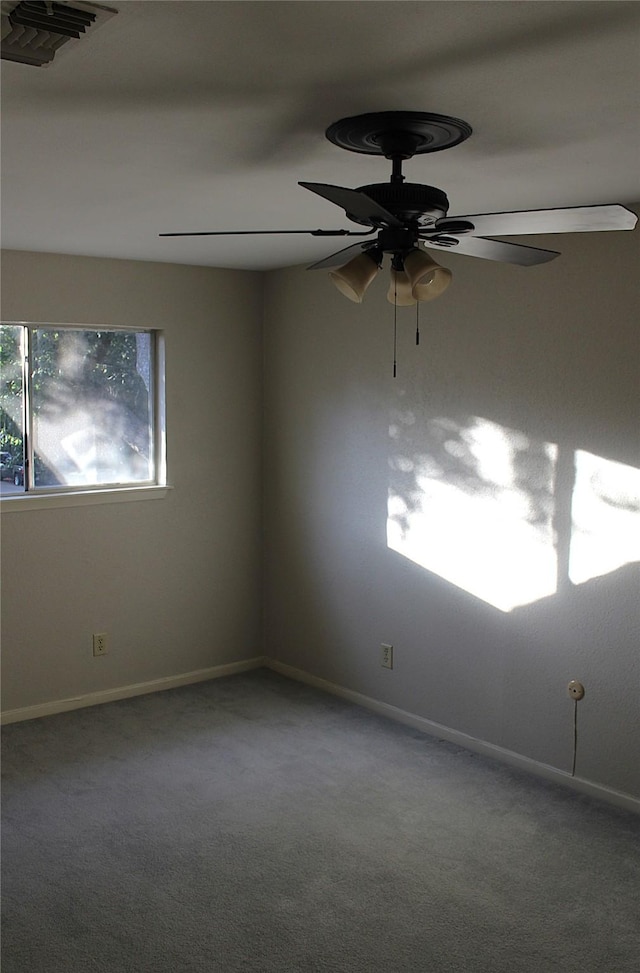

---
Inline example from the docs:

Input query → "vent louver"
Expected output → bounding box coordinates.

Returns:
[1,0,116,66]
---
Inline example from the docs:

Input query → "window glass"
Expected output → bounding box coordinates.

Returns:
[1,325,162,495]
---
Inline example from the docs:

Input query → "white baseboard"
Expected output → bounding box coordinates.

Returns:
[266,659,640,815]
[4,655,637,814]
[0,657,267,725]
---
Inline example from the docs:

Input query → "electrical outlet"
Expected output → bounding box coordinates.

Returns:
[381,643,393,669]
[93,633,108,657]
[567,680,585,700]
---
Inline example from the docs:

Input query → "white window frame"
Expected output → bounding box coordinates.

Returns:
[1,322,167,510]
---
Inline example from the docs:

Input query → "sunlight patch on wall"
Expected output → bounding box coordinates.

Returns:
[387,414,640,610]
[569,451,640,585]
[387,415,558,612]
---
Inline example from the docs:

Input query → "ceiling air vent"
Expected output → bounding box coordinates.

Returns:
[1,1,117,67]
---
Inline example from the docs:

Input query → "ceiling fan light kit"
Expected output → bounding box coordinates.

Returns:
[388,267,417,307]
[402,248,452,303]
[161,109,637,311]
[328,250,381,304]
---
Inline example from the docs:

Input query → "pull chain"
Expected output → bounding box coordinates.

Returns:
[393,276,398,378]
[416,301,420,345]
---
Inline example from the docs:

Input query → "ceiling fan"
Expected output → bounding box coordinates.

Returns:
[160,111,637,306]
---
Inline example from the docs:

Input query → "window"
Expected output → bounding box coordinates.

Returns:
[0,324,165,496]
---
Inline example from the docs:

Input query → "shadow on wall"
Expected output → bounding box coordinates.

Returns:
[387,408,640,613]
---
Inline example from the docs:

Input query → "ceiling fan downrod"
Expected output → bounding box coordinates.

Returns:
[375,129,423,183]
[390,156,405,184]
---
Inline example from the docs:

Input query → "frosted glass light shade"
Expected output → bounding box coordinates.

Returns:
[329,252,380,303]
[404,248,452,302]
[387,269,417,306]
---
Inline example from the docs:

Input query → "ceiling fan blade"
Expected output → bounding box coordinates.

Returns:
[441,204,637,237]
[306,241,379,270]
[422,235,559,266]
[299,182,404,228]
[159,228,373,238]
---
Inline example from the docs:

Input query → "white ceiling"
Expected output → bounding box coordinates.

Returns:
[2,0,639,270]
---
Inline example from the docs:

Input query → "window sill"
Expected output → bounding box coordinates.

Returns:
[0,484,171,512]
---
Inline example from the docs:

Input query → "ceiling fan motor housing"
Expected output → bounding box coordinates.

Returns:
[352,183,450,227]
[375,226,422,254]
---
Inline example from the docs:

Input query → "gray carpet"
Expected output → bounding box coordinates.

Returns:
[2,668,639,972]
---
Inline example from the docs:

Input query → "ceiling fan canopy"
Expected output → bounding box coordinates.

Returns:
[160,110,637,305]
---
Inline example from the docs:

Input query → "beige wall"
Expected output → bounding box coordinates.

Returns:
[1,250,263,710]
[2,227,639,803]
[262,220,640,800]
